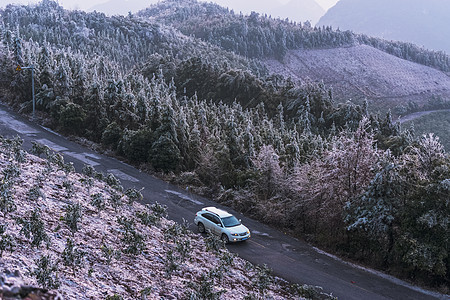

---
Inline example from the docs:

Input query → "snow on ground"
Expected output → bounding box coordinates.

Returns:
[265,45,450,112]
[0,141,305,299]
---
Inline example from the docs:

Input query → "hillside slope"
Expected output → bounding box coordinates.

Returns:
[138,0,450,73]
[265,45,450,112]
[0,137,320,299]
[317,0,450,54]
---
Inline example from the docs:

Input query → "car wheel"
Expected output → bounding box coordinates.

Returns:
[221,234,229,244]
[198,222,205,233]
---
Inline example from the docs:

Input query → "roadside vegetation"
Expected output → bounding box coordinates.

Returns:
[0,0,448,292]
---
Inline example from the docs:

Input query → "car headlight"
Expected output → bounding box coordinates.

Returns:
[246,230,250,234]
[231,233,239,236]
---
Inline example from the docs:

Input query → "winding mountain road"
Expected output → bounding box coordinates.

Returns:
[396,109,450,124]
[0,102,446,300]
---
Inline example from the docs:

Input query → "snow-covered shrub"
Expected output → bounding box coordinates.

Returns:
[2,163,21,181]
[254,264,272,293]
[219,250,235,266]
[62,238,85,274]
[90,193,106,211]
[27,185,45,201]
[169,221,186,237]
[30,141,50,158]
[32,255,60,289]
[0,223,15,257]
[175,239,191,262]
[136,203,167,227]
[81,164,95,177]
[0,180,16,213]
[289,283,337,300]
[63,161,75,176]
[62,180,74,199]
[108,191,123,211]
[186,273,225,300]
[63,203,82,234]
[150,201,167,219]
[164,248,179,278]
[204,234,225,253]
[116,216,145,255]
[101,244,120,264]
[125,187,143,204]
[16,208,49,248]
[47,152,65,170]
[105,173,123,191]
[79,176,94,193]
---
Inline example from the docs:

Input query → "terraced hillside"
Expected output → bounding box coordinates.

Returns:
[265,45,450,113]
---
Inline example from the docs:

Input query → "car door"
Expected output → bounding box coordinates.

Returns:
[210,215,223,236]
[202,213,215,233]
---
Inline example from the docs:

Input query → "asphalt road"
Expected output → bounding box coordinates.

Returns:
[0,103,446,300]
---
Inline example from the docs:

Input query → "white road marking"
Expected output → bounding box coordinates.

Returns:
[0,110,37,134]
[165,190,204,205]
[282,243,294,252]
[84,153,101,159]
[64,152,100,166]
[35,138,69,152]
[252,230,271,237]
[107,169,139,182]
[41,126,62,136]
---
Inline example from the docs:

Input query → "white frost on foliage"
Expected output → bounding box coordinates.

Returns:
[0,148,299,299]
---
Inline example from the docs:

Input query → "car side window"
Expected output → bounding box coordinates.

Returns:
[212,216,221,226]
[203,213,213,222]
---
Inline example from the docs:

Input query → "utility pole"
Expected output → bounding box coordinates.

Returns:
[16,64,35,120]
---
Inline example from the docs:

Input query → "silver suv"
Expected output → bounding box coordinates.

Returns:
[194,207,251,243]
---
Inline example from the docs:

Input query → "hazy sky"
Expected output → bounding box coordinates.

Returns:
[1,0,339,12]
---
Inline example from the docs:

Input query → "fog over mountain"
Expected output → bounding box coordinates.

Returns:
[315,0,338,11]
[318,0,450,54]
[272,0,325,24]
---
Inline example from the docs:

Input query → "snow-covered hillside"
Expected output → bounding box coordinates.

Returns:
[0,138,323,299]
[265,45,450,112]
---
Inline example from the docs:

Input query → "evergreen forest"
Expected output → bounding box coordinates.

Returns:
[0,0,448,290]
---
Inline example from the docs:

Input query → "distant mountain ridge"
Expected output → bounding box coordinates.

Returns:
[318,0,450,54]
[90,0,326,23]
[212,0,325,23]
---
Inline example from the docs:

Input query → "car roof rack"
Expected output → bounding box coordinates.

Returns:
[202,206,232,218]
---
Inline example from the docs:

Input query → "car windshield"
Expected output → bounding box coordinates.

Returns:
[221,216,241,228]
